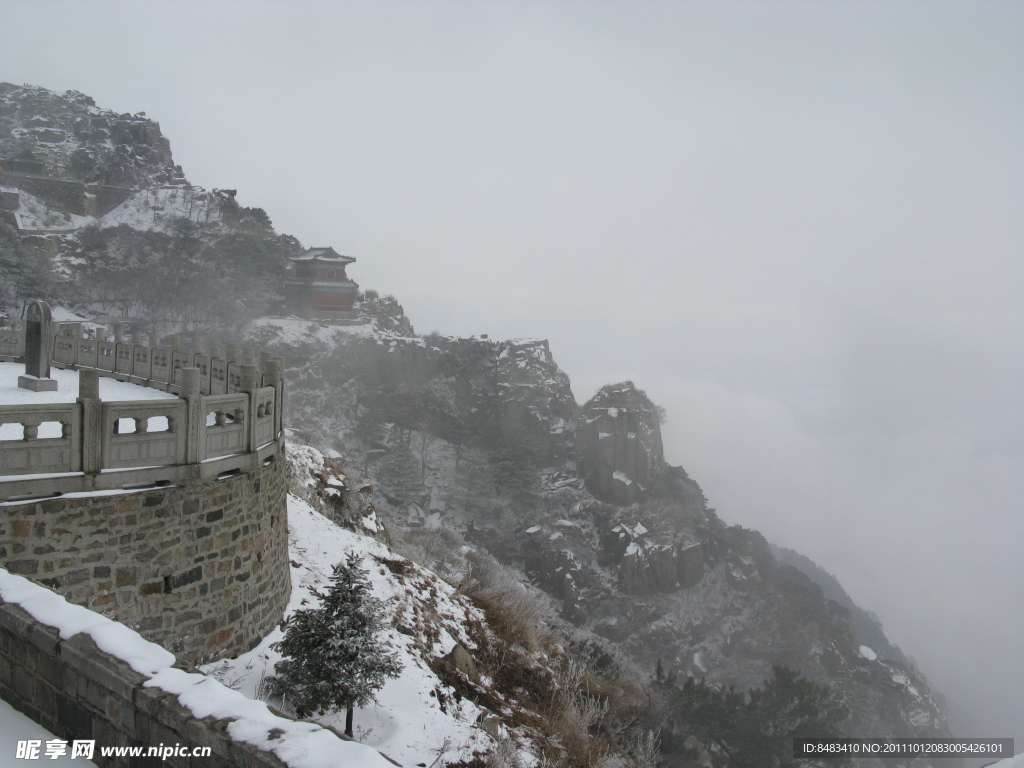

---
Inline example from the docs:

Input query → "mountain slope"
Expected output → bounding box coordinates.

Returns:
[3,82,957,765]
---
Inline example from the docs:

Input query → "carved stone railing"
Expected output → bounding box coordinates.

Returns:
[0,323,285,503]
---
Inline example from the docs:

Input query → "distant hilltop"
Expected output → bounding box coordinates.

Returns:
[0,82,184,188]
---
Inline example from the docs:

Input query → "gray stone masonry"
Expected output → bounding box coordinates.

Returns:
[0,322,290,666]
[0,599,297,768]
[0,457,290,667]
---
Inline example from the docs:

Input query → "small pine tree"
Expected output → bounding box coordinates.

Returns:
[265,553,403,736]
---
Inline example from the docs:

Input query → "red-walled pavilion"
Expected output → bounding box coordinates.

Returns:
[283,247,359,320]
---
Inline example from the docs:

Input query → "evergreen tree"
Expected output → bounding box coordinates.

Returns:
[266,553,403,736]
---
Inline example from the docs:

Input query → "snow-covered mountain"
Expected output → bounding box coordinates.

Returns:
[1,82,967,767]
[247,310,954,762]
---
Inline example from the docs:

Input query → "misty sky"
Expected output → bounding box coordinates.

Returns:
[3,0,1022,742]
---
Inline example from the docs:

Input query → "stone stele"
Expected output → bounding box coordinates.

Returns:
[18,300,58,392]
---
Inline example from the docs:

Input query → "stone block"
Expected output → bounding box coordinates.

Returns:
[65,568,91,585]
[0,604,36,640]
[17,374,58,391]
[5,559,39,576]
[25,619,61,657]
[183,717,233,761]
[13,664,34,700]
[140,582,163,596]
[60,634,145,703]
[0,654,11,687]
[165,566,202,593]
[34,678,57,720]
[133,688,164,724]
[35,649,64,688]
[78,675,108,712]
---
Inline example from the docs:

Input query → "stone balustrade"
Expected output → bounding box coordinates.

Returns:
[0,323,285,503]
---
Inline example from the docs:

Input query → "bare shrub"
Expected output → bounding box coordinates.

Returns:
[462,549,556,653]
[544,657,612,767]
[389,526,472,586]
[485,737,526,768]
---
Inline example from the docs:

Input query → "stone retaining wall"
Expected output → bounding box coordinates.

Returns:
[0,603,293,768]
[0,172,132,218]
[0,577,410,768]
[0,456,290,667]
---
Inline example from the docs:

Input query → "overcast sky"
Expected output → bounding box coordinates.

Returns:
[3,0,1022,741]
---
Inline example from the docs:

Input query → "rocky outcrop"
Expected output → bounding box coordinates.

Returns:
[494,339,576,460]
[0,82,183,187]
[619,541,704,593]
[576,382,664,505]
[269,323,578,465]
[604,522,704,593]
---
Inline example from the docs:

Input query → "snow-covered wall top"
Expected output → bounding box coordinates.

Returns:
[0,567,396,768]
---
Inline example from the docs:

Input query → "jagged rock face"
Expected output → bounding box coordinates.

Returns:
[0,83,183,187]
[618,540,704,593]
[266,322,577,464]
[576,381,664,505]
[494,339,576,460]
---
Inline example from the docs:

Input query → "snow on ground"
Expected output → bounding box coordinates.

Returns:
[202,494,498,768]
[246,316,375,348]
[48,307,91,324]
[0,362,176,439]
[8,188,94,232]
[0,363,177,406]
[247,316,382,350]
[99,186,220,232]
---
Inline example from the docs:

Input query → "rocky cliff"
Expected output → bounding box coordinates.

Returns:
[577,381,665,505]
[0,82,182,188]
[0,83,299,324]
[3,82,955,764]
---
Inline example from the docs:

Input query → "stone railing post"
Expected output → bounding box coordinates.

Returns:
[181,368,203,464]
[225,343,238,363]
[240,364,261,454]
[265,358,285,438]
[95,327,106,342]
[113,324,124,344]
[77,369,102,474]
